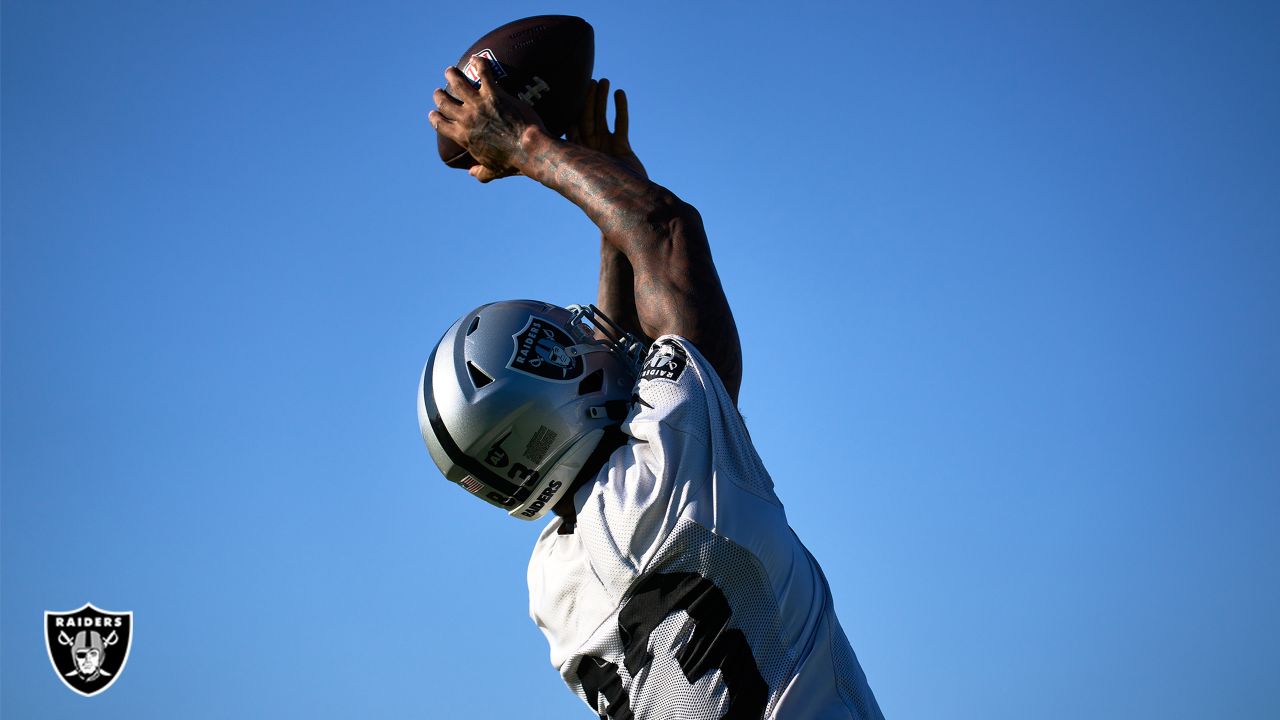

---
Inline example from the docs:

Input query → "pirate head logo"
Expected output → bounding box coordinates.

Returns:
[507,316,584,382]
[639,340,688,383]
[45,603,133,697]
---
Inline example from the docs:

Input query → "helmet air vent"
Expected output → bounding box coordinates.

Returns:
[577,368,604,395]
[466,316,481,335]
[467,361,494,389]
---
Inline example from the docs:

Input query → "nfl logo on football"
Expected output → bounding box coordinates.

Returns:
[44,603,134,697]
[463,49,507,84]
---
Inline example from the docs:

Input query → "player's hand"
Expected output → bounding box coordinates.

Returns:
[568,78,647,179]
[430,58,546,182]
[467,164,520,183]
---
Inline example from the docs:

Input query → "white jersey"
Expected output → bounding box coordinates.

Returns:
[528,337,884,720]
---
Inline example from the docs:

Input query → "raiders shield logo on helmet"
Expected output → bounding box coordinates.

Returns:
[45,603,133,697]
[508,315,584,382]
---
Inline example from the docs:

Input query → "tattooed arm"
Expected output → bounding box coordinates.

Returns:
[596,238,647,344]
[569,78,648,343]
[432,62,742,401]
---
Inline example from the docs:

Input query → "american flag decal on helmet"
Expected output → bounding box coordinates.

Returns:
[460,476,485,495]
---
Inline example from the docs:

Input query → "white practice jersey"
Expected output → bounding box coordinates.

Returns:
[528,337,884,720]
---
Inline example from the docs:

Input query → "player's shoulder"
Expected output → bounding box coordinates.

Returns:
[628,334,739,450]
[632,336,710,421]
[638,335,695,384]
[637,334,728,396]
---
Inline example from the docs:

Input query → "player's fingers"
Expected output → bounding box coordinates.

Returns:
[444,66,477,100]
[469,56,498,94]
[433,88,461,119]
[430,109,464,144]
[470,165,520,183]
[579,80,598,143]
[595,78,611,134]
[614,88,630,141]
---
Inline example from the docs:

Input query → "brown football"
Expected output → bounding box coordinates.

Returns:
[437,15,594,169]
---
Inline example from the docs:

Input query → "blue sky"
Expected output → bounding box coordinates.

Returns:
[3,1,1278,718]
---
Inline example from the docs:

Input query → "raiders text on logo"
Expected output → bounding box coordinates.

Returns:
[640,340,688,383]
[45,603,133,697]
[507,316,584,382]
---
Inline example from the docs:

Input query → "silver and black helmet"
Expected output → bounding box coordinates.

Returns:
[418,300,646,520]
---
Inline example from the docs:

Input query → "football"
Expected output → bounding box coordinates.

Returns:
[437,15,595,169]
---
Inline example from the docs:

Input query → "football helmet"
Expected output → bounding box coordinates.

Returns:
[72,631,107,676]
[418,300,646,520]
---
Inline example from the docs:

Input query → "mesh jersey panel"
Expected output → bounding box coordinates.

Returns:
[528,337,884,720]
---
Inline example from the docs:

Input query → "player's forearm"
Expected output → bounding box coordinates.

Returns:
[514,127,744,401]
[597,238,647,342]
[514,128,684,259]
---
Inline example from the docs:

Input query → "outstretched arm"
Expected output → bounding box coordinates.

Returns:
[596,237,647,343]
[569,78,648,343]
[432,62,742,401]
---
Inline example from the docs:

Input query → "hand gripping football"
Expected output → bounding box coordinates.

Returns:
[437,15,595,169]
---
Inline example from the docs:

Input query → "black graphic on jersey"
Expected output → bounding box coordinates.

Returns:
[576,572,767,720]
[577,656,633,720]
[639,341,687,383]
[45,603,133,697]
[508,316,584,381]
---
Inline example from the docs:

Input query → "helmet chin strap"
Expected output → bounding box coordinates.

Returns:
[553,425,630,532]
[588,400,631,420]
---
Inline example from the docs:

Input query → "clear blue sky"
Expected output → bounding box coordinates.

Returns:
[4,1,1278,718]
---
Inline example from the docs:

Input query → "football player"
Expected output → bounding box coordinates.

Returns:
[425,61,885,719]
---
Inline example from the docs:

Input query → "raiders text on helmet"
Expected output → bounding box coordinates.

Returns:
[418,300,646,520]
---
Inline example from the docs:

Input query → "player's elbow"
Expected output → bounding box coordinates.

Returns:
[623,188,711,273]
[645,193,706,250]
[670,200,705,238]
[639,188,692,229]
